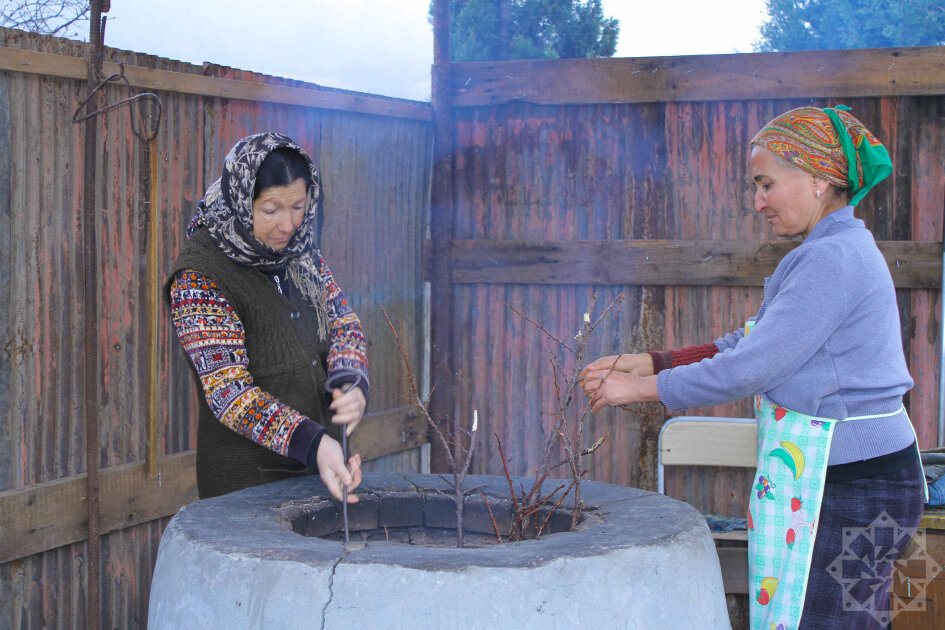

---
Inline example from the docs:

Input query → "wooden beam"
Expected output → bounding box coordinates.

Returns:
[428,239,941,288]
[350,405,429,461]
[0,46,433,121]
[451,47,945,107]
[920,507,945,531]
[0,451,197,565]
[0,406,426,564]
[428,0,456,474]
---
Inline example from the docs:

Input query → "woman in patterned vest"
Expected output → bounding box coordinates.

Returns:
[167,133,368,501]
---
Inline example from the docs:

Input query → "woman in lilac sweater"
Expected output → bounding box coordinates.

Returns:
[582,107,926,630]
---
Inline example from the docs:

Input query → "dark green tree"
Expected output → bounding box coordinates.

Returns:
[755,0,945,51]
[433,0,619,62]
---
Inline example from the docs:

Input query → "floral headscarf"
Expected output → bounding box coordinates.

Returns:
[751,105,893,206]
[188,132,329,338]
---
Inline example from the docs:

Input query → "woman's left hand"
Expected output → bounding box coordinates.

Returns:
[330,386,367,436]
[582,369,659,413]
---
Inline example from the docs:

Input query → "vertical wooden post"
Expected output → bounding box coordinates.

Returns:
[938,195,945,447]
[429,0,454,473]
[82,3,106,628]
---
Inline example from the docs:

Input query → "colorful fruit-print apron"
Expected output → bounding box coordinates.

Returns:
[744,320,927,630]
[748,396,925,630]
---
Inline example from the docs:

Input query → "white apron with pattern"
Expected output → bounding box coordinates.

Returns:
[744,320,925,630]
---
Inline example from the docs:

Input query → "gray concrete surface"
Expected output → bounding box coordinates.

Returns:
[148,473,730,629]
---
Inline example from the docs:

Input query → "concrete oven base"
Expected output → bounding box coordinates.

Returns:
[148,473,730,630]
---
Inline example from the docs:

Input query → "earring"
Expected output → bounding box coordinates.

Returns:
[816,189,821,199]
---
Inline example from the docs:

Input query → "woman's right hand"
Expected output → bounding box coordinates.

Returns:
[316,435,362,503]
[581,353,654,378]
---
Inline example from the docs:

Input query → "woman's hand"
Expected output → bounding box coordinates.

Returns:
[582,369,659,413]
[581,353,654,378]
[330,386,366,436]
[316,435,362,503]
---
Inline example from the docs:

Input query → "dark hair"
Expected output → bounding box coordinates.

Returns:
[253,147,312,199]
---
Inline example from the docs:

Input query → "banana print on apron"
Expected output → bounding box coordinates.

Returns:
[744,321,925,630]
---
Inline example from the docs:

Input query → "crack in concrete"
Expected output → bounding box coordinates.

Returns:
[321,541,368,630]
[401,473,422,494]
[319,550,345,630]
[320,542,367,629]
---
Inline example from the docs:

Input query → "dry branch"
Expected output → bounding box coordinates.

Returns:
[481,493,504,544]
[500,291,624,537]
[381,306,481,547]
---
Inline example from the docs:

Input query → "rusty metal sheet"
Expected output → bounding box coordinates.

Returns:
[451,103,671,489]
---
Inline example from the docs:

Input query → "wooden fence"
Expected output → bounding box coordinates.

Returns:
[0,28,432,629]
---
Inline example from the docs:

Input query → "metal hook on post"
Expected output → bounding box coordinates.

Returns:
[72,62,163,142]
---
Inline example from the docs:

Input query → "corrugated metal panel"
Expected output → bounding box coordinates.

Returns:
[2,32,87,487]
[0,30,208,484]
[451,103,669,488]
[0,28,433,629]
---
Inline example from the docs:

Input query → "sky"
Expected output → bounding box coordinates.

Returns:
[95,0,769,102]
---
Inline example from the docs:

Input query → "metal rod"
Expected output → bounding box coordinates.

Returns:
[342,429,349,544]
[146,137,160,475]
[83,3,106,629]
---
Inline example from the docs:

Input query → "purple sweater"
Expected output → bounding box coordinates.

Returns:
[657,207,917,465]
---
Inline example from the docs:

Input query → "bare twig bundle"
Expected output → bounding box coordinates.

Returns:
[381,306,487,548]
[500,291,624,538]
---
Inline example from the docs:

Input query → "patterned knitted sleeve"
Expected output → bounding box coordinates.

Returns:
[315,253,371,396]
[170,270,325,462]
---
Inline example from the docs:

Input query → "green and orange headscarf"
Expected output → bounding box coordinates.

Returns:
[751,105,893,206]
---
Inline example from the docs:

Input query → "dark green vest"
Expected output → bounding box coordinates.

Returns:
[166,228,338,498]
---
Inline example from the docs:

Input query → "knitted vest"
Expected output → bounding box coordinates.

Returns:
[166,228,337,498]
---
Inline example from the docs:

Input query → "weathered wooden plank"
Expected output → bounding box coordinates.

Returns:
[429,0,455,474]
[717,547,749,595]
[921,506,945,531]
[434,239,941,288]
[0,47,11,491]
[350,406,429,461]
[0,406,425,564]
[0,46,433,121]
[0,451,196,565]
[451,47,945,107]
